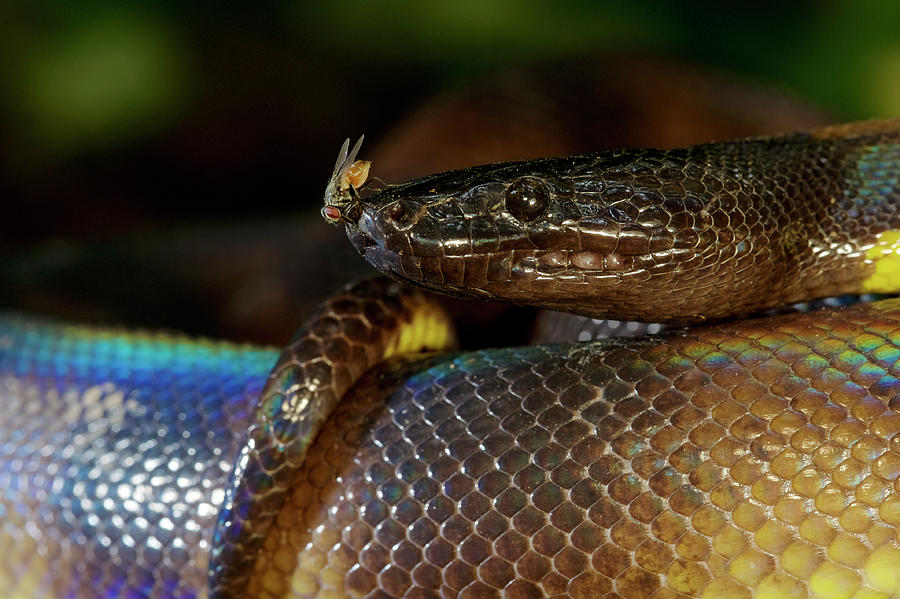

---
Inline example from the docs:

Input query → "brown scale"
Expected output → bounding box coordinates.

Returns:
[246,297,900,598]
[209,278,455,597]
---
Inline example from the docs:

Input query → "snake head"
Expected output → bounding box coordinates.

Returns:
[340,126,886,324]
[343,146,780,322]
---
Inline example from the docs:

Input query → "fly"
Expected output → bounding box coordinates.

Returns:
[322,135,370,224]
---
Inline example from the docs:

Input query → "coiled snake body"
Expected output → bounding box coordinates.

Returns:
[2,120,900,598]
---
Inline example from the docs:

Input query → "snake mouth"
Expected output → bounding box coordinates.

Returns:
[347,215,649,308]
[347,204,671,294]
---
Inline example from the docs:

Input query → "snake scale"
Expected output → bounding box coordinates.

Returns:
[2,119,900,599]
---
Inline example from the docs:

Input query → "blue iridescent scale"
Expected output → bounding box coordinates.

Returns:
[0,314,277,599]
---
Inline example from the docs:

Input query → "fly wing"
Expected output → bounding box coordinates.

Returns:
[345,135,364,170]
[323,138,352,205]
[332,138,351,178]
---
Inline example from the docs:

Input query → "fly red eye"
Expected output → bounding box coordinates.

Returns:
[505,177,549,222]
[322,205,342,223]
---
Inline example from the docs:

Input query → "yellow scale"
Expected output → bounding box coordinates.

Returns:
[862,230,900,293]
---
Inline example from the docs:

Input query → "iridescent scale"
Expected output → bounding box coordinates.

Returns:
[0,314,277,599]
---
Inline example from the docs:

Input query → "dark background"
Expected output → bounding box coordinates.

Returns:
[2,1,899,342]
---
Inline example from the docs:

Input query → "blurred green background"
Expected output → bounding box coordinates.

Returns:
[3,0,899,247]
[2,1,899,341]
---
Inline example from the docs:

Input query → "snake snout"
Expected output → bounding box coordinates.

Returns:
[382,199,422,230]
[348,210,380,257]
[348,210,408,280]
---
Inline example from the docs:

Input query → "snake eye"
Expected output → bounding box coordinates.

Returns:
[505,177,549,222]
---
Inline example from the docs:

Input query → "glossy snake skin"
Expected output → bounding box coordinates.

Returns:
[0,279,454,599]
[254,299,900,599]
[0,316,277,597]
[2,121,900,598]
[346,120,900,322]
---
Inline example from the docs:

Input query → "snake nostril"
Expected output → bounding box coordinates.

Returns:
[385,200,418,229]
